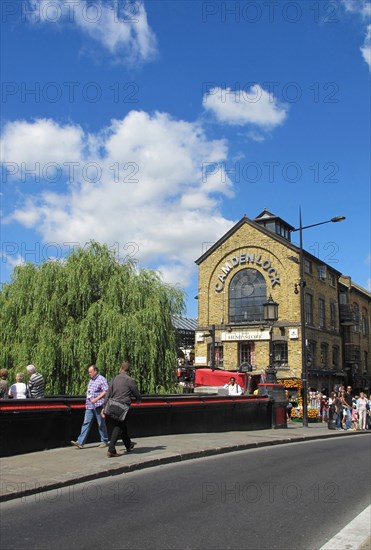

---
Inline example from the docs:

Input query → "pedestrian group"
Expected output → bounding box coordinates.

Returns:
[0,365,45,399]
[328,386,370,431]
[286,385,371,431]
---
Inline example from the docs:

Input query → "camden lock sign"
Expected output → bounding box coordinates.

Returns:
[215,252,280,292]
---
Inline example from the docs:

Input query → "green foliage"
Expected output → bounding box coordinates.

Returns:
[0,242,185,395]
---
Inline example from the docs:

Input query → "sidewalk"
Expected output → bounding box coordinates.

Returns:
[1,423,369,502]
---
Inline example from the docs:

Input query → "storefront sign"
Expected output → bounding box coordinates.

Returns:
[195,356,207,365]
[221,330,270,341]
[215,252,280,292]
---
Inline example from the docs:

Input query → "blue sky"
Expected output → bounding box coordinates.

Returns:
[1,0,370,318]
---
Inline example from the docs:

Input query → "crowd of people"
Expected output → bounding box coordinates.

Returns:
[328,386,370,431]
[0,365,45,399]
[287,385,371,430]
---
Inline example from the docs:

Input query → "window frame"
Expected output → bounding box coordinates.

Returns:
[305,293,313,325]
[318,297,326,329]
[273,341,288,369]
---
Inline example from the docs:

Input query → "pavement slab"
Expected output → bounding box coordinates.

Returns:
[1,423,369,502]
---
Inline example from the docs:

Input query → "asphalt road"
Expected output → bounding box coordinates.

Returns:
[1,436,370,550]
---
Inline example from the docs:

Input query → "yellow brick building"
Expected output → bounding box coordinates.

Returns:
[194,210,370,394]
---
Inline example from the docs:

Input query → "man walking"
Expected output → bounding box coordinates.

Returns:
[102,361,141,458]
[26,365,45,398]
[71,365,109,449]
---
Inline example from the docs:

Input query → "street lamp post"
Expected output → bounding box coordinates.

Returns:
[263,295,279,384]
[291,209,345,427]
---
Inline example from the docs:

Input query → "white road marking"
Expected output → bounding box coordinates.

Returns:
[319,505,371,550]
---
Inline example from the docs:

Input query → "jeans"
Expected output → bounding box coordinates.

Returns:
[77,407,108,445]
[345,407,352,430]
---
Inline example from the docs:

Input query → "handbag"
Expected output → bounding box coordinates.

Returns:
[104,398,130,422]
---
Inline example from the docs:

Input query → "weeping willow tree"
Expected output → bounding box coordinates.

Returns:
[0,242,185,395]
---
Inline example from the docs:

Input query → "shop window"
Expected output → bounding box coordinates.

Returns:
[207,344,224,368]
[239,342,252,365]
[273,341,288,368]
[305,293,313,325]
[215,345,224,368]
[307,341,316,368]
[318,298,325,329]
[229,268,267,323]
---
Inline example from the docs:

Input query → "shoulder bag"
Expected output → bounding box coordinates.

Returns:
[104,398,130,422]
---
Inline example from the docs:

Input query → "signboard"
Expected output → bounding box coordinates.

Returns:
[221,330,270,341]
[289,328,299,339]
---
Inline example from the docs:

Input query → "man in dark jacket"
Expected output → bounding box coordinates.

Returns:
[102,361,141,458]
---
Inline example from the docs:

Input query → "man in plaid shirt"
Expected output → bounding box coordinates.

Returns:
[71,365,109,449]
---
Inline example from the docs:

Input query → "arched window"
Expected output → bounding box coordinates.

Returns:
[228,268,267,323]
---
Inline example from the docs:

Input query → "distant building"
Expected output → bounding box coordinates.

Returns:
[194,210,370,393]
[339,276,370,390]
[172,316,197,364]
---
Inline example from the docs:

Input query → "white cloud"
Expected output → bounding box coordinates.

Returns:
[1,119,84,166]
[361,24,371,69]
[1,253,25,269]
[202,85,288,131]
[342,0,371,19]
[26,0,157,64]
[1,111,235,287]
[342,0,371,70]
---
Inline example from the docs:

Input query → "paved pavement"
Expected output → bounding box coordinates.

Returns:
[1,422,370,503]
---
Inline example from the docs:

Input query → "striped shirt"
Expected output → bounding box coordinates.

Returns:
[28,373,45,398]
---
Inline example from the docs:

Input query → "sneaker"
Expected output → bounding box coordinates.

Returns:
[126,442,137,452]
[107,450,124,458]
[98,443,108,448]
[70,440,83,449]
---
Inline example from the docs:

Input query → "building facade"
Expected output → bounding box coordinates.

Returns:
[339,276,370,391]
[194,210,371,394]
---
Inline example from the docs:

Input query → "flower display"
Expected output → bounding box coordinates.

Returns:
[278,378,302,390]
[292,406,320,421]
